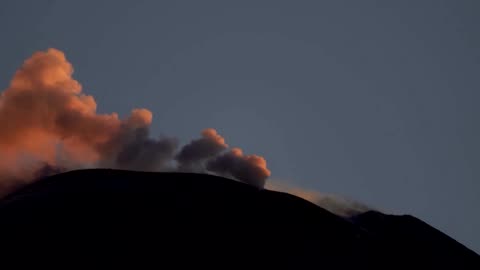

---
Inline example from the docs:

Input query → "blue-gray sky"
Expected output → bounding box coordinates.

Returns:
[0,0,478,252]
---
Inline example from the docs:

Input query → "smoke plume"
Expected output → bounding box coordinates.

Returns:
[175,128,228,172]
[207,148,271,188]
[0,49,271,196]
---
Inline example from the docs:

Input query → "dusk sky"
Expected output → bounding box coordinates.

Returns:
[0,1,478,251]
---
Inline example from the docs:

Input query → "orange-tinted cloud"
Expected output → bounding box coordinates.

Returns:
[0,49,173,191]
[0,48,271,196]
[0,49,123,162]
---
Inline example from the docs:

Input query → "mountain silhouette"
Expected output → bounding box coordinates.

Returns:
[0,169,478,269]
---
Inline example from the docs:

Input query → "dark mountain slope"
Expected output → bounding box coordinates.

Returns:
[0,169,478,269]
[352,210,480,269]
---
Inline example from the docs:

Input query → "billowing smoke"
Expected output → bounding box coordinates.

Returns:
[207,148,271,188]
[0,49,271,196]
[109,127,178,172]
[175,128,228,172]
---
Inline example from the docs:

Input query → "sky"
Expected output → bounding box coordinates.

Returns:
[0,0,478,252]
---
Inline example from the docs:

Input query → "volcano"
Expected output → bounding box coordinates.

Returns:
[0,169,478,269]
